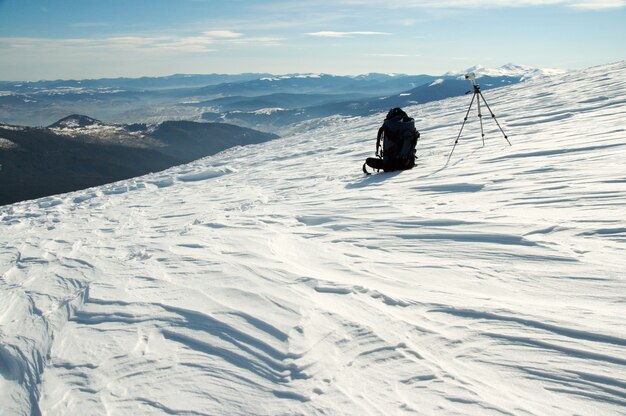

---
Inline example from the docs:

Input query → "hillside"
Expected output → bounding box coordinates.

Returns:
[1,61,625,415]
[0,119,278,205]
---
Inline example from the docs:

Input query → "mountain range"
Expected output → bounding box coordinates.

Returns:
[1,64,561,132]
[205,75,527,133]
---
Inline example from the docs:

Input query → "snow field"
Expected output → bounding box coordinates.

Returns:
[1,61,625,415]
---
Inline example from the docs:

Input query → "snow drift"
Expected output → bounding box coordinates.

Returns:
[1,61,625,415]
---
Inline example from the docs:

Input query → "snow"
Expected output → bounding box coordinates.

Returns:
[253,108,287,115]
[294,74,323,79]
[446,63,568,80]
[0,123,25,131]
[0,137,19,149]
[1,61,626,415]
[428,79,445,87]
[32,87,125,96]
[51,124,125,136]
[260,74,326,81]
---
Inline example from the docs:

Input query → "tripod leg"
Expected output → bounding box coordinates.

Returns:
[478,91,511,146]
[447,93,476,164]
[476,93,485,147]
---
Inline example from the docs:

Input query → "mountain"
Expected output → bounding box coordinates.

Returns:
[0,65,554,129]
[446,63,568,80]
[185,92,371,112]
[0,73,436,127]
[0,74,274,127]
[195,64,554,133]
[194,73,441,96]
[210,75,523,133]
[1,61,625,415]
[370,75,522,109]
[0,118,278,205]
[150,120,279,161]
[0,124,180,206]
[0,73,271,94]
[48,114,104,129]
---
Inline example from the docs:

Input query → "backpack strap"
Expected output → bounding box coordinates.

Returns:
[375,125,385,158]
[362,162,371,175]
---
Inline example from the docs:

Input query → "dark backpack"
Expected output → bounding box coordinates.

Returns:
[376,108,420,170]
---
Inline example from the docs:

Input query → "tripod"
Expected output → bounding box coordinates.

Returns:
[447,74,511,164]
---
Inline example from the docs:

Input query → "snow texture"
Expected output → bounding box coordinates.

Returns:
[446,63,567,80]
[1,62,626,415]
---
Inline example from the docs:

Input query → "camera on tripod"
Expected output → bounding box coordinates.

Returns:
[446,71,511,164]
[464,72,477,87]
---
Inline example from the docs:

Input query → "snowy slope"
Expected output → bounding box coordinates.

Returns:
[1,61,626,415]
[446,63,567,80]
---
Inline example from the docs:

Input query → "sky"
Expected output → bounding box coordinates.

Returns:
[0,0,625,81]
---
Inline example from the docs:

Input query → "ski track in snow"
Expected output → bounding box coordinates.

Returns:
[1,62,626,415]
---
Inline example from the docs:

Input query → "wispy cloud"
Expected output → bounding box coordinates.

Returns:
[0,36,211,53]
[306,31,390,38]
[569,0,625,8]
[366,53,419,57]
[202,30,242,38]
[302,0,625,9]
[69,22,112,28]
[0,30,280,55]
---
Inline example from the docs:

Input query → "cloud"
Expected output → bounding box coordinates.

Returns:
[366,53,417,57]
[449,0,626,8]
[202,30,243,38]
[307,31,391,38]
[0,30,282,56]
[304,0,625,9]
[569,0,625,8]
[69,22,112,28]
[0,36,213,53]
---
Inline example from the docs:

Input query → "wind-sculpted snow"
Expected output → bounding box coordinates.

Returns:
[1,61,626,415]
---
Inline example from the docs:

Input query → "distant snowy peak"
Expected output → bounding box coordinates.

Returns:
[252,107,287,115]
[258,73,407,82]
[353,72,405,80]
[445,63,567,81]
[260,73,327,81]
[0,122,25,131]
[49,114,104,129]
[428,79,445,87]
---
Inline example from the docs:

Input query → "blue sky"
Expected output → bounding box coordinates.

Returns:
[0,0,624,81]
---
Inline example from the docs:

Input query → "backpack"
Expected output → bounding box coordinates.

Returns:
[375,108,420,171]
